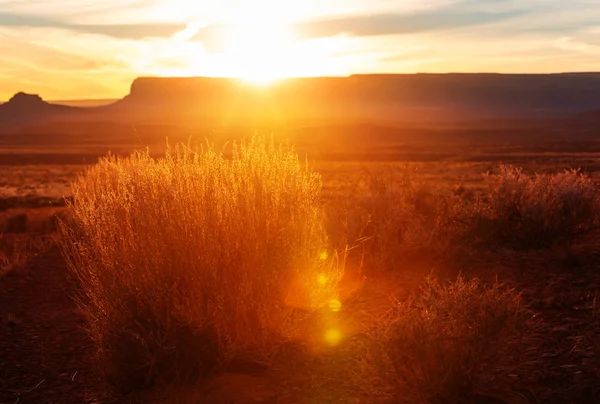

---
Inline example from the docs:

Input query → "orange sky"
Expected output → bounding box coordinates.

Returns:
[0,0,599,100]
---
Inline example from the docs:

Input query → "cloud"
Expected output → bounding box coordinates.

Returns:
[293,8,527,38]
[0,0,161,23]
[72,23,186,39]
[554,37,600,54]
[0,12,55,27]
[1,0,599,99]
[0,12,186,39]
[0,30,136,99]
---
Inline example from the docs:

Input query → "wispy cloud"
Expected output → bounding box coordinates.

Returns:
[0,0,599,99]
[294,9,527,38]
[0,12,186,39]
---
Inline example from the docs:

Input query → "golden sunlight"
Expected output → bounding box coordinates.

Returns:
[329,299,342,312]
[325,328,342,346]
[214,1,327,84]
[222,22,292,84]
[317,273,328,286]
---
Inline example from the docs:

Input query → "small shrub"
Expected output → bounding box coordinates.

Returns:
[470,165,600,248]
[358,166,461,270]
[385,276,532,403]
[58,136,344,390]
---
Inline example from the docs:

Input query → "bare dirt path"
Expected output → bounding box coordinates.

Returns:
[0,247,114,404]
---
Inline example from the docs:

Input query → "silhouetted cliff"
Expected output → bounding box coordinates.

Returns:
[0,92,83,125]
[3,74,600,127]
[111,74,600,125]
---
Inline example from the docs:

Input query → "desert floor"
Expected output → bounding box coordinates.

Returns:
[1,123,600,403]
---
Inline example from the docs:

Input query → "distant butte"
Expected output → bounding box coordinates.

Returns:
[7,92,45,105]
[2,74,600,126]
[0,92,83,125]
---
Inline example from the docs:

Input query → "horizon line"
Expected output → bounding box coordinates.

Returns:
[4,71,600,103]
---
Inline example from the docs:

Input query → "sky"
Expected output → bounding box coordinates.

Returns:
[0,0,599,100]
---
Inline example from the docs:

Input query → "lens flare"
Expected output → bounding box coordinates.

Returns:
[325,329,342,346]
[329,299,342,312]
[319,251,328,260]
[317,273,328,286]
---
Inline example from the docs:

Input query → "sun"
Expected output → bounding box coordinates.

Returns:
[222,22,293,85]
[216,1,313,85]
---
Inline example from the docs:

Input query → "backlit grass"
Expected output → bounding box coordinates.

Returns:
[59,136,344,389]
[58,137,598,400]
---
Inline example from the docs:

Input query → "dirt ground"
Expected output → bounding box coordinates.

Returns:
[0,247,111,404]
[1,236,600,403]
[2,124,600,403]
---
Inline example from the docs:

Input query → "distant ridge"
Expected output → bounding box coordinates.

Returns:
[0,92,82,124]
[2,74,600,126]
[110,73,600,124]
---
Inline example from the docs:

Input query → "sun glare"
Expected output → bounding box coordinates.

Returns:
[325,329,342,346]
[215,1,319,85]
[329,299,342,312]
[154,2,349,82]
[223,22,292,85]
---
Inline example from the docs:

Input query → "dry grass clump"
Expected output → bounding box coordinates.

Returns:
[366,167,461,264]
[58,136,344,390]
[382,276,532,404]
[289,276,533,404]
[325,165,463,272]
[334,164,600,270]
[470,165,600,249]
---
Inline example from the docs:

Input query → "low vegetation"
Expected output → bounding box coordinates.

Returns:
[362,166,461,269]
[471,165,600,248]
[337,164,600,269]
[384,276,532,403]
[57,137,599,401]
[59,137,344,389]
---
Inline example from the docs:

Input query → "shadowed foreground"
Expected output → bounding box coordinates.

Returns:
[2,243,600,403]
[0,247,110,404]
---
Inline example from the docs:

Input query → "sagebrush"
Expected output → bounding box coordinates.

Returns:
[325,165,462,272]
[385,276,532,403]
[59,137,344,389]
[471,165,600,248]
[330,164,600,269]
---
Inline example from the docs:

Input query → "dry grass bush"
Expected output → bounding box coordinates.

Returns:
[366,167,462,266]
[325,165,463,272]
[333,164,600,271]
[58,136,344,390]
[381,276,533,404]
[297,276,533,404]
[471,165,600,249]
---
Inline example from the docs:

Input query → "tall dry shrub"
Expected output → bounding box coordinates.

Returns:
[471,165,600,248]
[59,136,343,389]
[360,166,461,270]
[384,276,532,403]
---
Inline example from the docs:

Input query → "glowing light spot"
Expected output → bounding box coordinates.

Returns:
[319,251,328,260]
[325,329,342,346]
[329,299,342,312]
[317,273,328,286]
